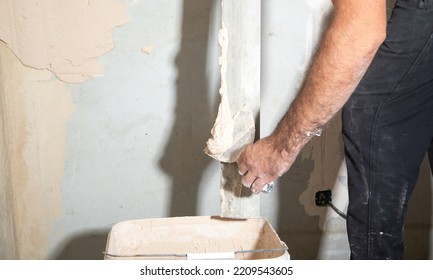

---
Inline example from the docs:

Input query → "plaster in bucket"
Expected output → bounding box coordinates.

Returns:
[104,216,289,260]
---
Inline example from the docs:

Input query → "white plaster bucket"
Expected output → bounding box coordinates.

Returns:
[104,216,289,260]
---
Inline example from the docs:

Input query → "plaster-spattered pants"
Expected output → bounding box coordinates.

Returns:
[342,0,433,259]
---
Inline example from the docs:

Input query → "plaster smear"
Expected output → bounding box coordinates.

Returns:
[0,42,74,258]
[204,21,255,163]
[0,0,128,83]
[298,118,348,229]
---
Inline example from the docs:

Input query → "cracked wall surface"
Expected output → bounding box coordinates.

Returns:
[0,0,128,258]
[0,0,128,83]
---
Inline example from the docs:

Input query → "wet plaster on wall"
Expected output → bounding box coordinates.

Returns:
[0,42,74,259]
[0,0,128,83]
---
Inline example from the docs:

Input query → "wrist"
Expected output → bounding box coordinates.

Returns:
[272,115,323,160]
[270,125,305,162]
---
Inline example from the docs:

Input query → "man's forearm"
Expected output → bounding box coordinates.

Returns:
[273,0,387,156]
[237,0,387,191]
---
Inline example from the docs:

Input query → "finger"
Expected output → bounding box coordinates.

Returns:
[238,168,248,176]
[236,159,248,176]
[251,177,267,193]
[241,172,257,188]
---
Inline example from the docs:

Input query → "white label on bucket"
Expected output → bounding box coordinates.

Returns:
[187,252,235,260]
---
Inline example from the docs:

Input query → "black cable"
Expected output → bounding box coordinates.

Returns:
[329,202,347,220]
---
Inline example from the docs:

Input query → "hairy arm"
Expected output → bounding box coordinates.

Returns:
[237,0,387,192]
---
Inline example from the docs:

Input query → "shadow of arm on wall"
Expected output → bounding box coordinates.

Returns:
[158,0,219,217]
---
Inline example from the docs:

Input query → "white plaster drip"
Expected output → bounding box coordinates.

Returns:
[205,20,235,158]
[204,1,255,163]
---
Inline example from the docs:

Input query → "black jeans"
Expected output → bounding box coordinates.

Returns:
[342,0,433,259]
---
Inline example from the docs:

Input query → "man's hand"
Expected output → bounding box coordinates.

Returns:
[236,0,386,194]
[237,134,297,193]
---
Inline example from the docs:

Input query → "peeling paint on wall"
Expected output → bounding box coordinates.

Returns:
[0,0,128,83]
[0,42,74,258]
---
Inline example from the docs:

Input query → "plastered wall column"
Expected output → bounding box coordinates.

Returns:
[218,0,261,218]
[0,52,17,259]
[0,43,74,258]
[0,0,128,259]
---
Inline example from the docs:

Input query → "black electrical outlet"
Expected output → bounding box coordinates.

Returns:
[315,190,332,207]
